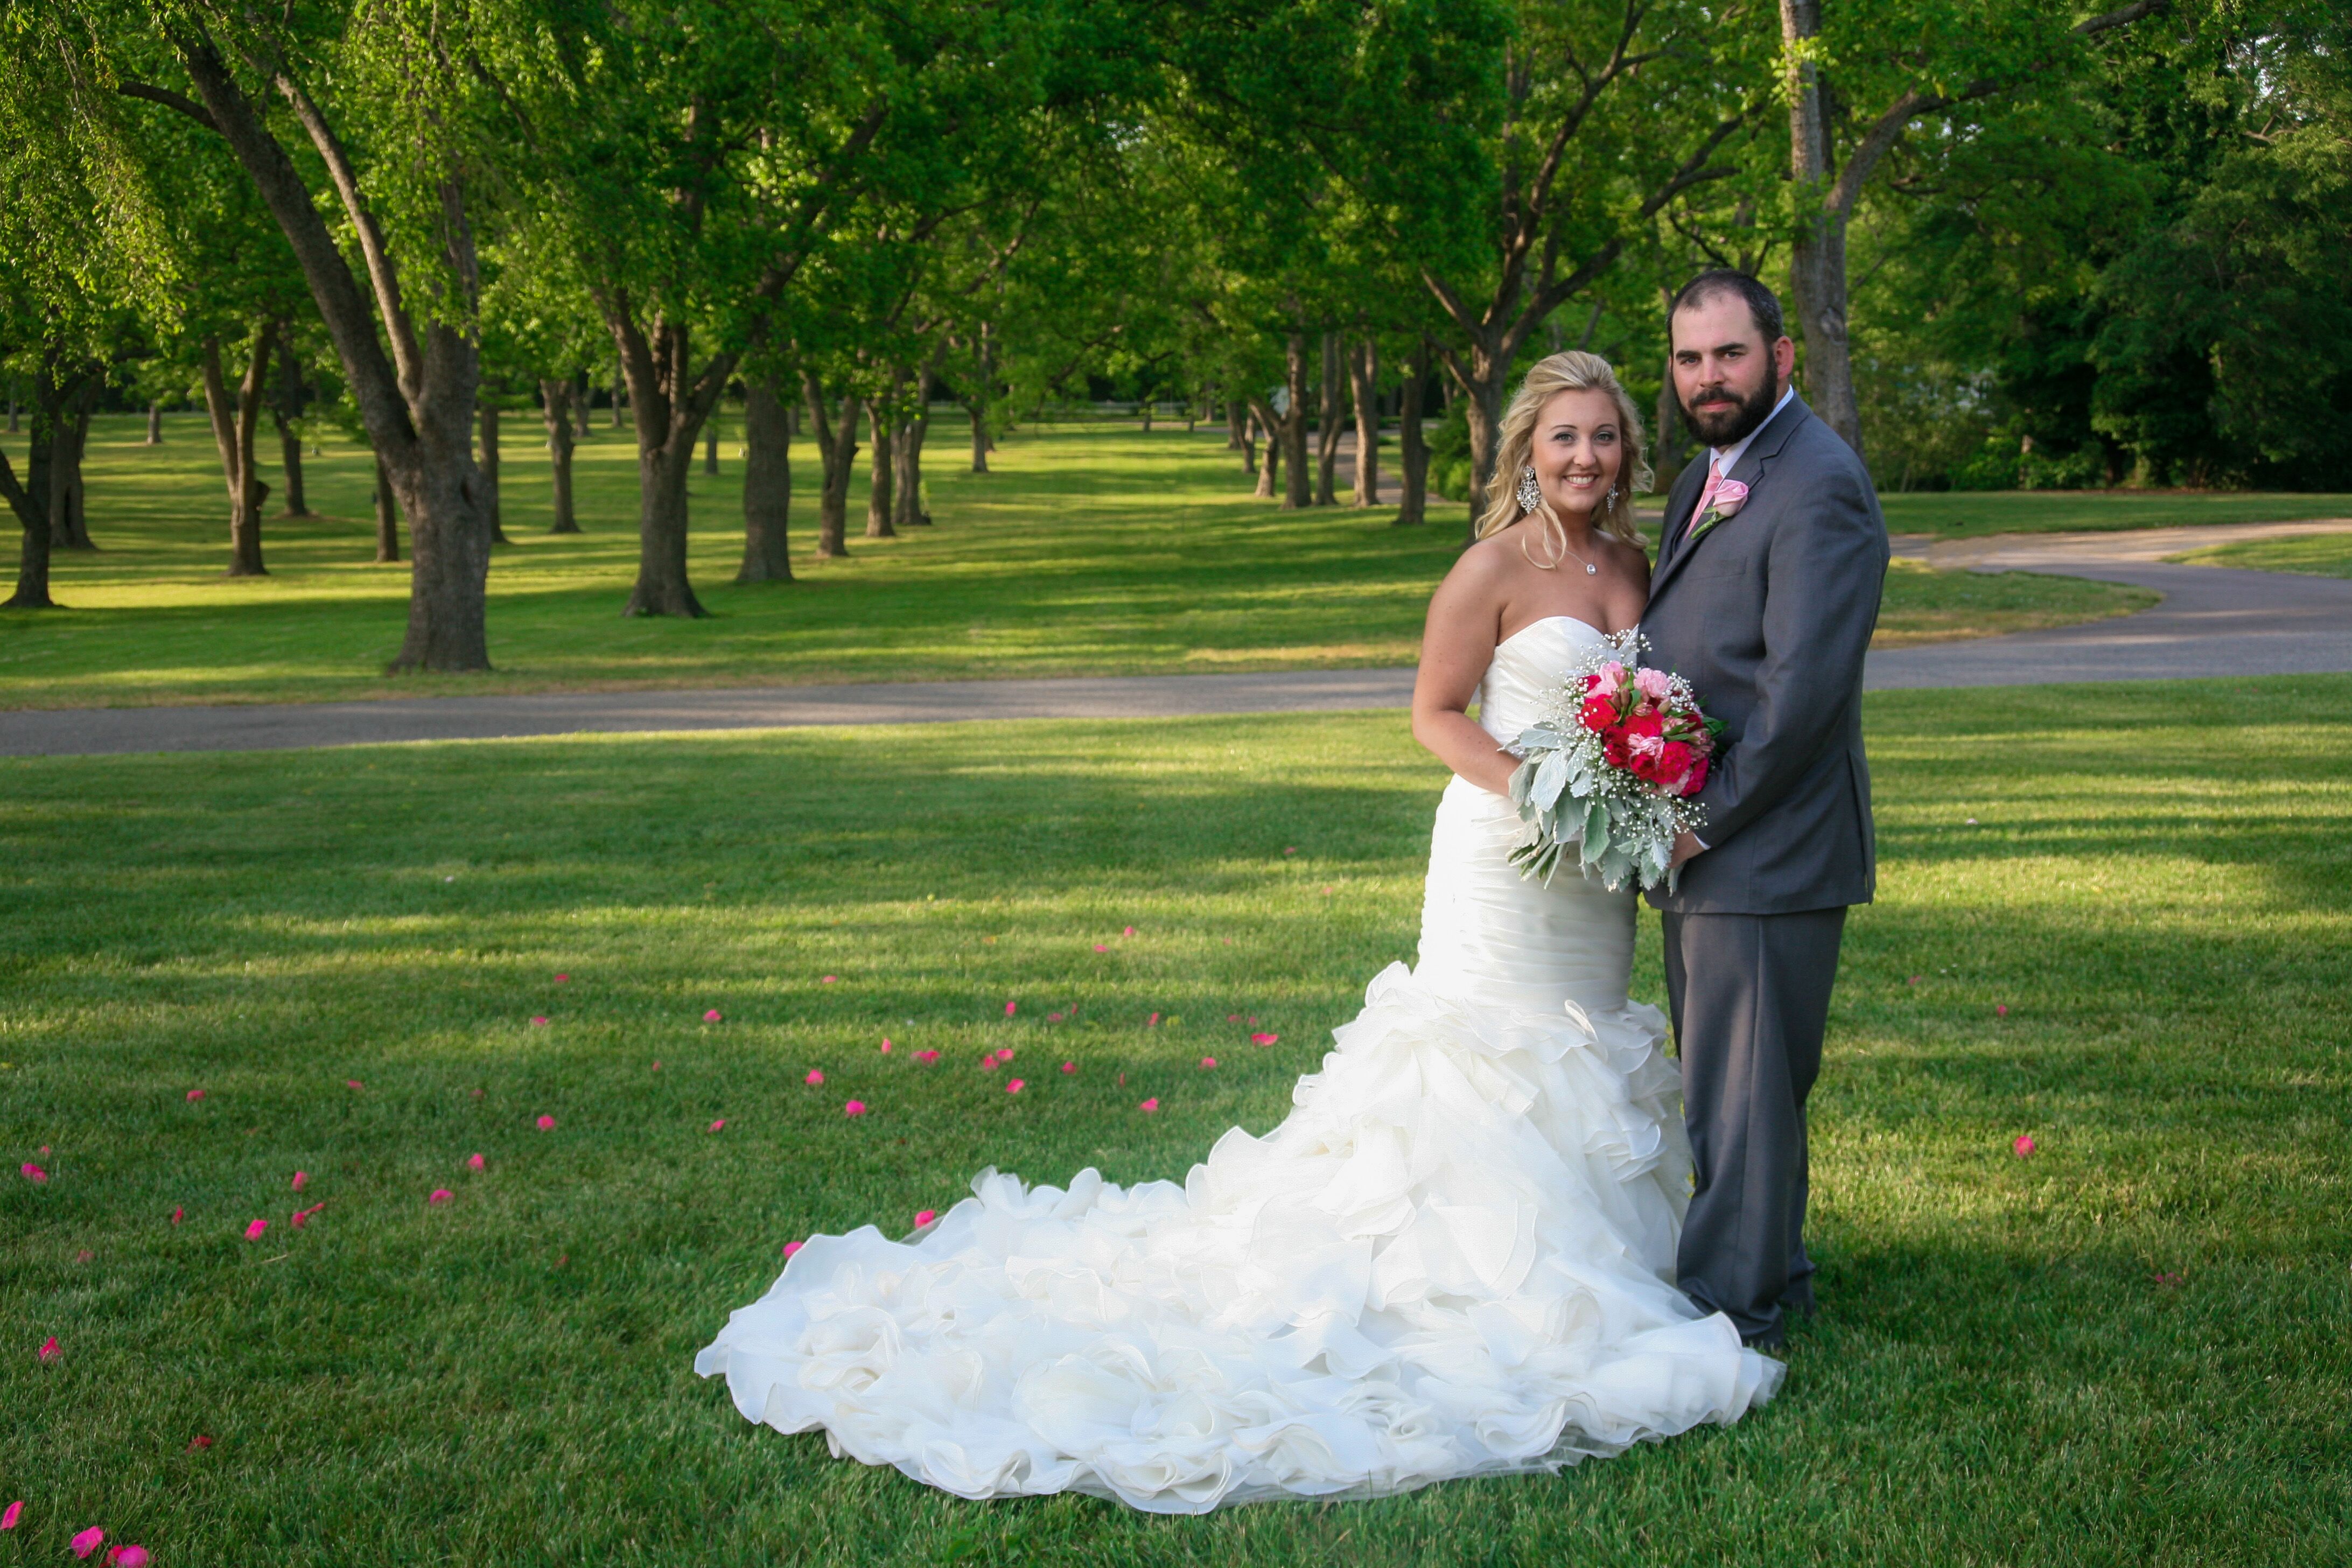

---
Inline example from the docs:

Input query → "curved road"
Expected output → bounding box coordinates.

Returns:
[4,521,2347,759]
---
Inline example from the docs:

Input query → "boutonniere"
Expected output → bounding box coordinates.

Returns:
[1689,478,1748,540]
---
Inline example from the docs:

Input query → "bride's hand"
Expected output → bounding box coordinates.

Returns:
[1669,830,1705,869]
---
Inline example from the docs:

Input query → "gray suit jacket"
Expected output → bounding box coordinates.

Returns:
[1642,395,1889,915]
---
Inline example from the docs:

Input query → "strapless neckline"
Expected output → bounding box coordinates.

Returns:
[1496,613,1628,650]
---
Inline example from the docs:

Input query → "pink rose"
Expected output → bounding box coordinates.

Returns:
[1711,478,1749,516]
[1634,667,1672,701]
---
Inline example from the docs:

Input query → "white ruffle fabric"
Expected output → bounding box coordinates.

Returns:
[694,618,1783,1511]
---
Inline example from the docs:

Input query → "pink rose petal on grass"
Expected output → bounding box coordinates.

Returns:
[1199,1057,1217,1070]
[112,1545,153,1567]
[998,1047,1014,1062]
[1004,1001,1017,1017]
[703,1010,723,1023]
[536,1115,555,1131]
[467,1153,485,1171]
[170,1207,183,1226]
[914,1049,940,1065]
[554,974,569,983]
[428,1189,453,1206]
[1996,1004,2009,1018]
[0,1500,18,1528]
[531,1016,550,1027]
[820,976,837,985]
[1005,1079,1025,1094]
[19,1163,44,1184]
[243,1219,268,1241]
[186,1089,205,1102]
[2013,1134,2037,1157]
[805,1069,825,1086]
[708,1119,726,1133]
[291,1171,308,1193]
[1283,846,1297,855]
[1139,1097,1159,1112]
[37,1337,60,1363]
[843,1100,867,1117]
[1251,1033,1279,1047]
[782,1241,803,1259]
[1123,926,1136,937]
[915,1209,937,1228]
[1093,944,1108,954]
[71,1525,103,1559]
[879,1038,893,1054]
[187,1434,213,1451]
[1061,1061,1076,1074]
[1147,1012,1160,1027]
[346,1079,364,1090]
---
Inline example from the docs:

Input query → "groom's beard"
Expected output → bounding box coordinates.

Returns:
[1679,373,1778,449]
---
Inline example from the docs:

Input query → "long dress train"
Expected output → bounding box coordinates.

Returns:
[694,616,1782,1511]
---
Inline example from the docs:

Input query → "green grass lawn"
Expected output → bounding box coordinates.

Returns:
[2173,530,2352,579]
[4,681,2347,1564]
[1873,488,2352,538]
[4,415,2149,710]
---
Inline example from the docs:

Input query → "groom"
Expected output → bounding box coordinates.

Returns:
[1641,271,1889,1350]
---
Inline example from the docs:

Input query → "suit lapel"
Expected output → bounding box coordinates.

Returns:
[1650,395,1813,605]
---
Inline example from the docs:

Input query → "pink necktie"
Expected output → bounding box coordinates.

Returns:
[1683,458,1725,551]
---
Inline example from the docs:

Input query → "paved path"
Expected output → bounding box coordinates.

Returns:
[1870,520,2352,688]
[4,520,2348,758]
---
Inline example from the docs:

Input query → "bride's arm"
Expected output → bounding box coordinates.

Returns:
[1410,554,1518,796]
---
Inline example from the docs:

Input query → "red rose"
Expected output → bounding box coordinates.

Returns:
[1682,755,1710,796]
[1581,695,1618,732]
[1655,740,1693,780]
[1624,711,1665,744]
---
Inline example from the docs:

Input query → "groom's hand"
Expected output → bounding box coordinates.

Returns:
[1669,830,1705,870]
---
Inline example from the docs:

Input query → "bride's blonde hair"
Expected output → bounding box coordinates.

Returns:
[1475,351,1651,562]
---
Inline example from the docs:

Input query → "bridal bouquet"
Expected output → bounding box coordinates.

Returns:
[1506,634,1724,893]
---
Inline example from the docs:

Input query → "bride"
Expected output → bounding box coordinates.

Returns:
[694,352,1783,1512]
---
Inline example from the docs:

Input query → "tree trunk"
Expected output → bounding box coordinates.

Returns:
[864,370,904,540]
[1349,335,1380,508]
[1781,0,1862,454]
[966,398,990,473]
[200,325,276,577]
[864,400,896,538]
[704,418,720,475]
[611,356,627,428]
[49,379,96,551]
[610,316,731,618]
[1224,388,1245,451]
[1396,336,1430,526]
[540,379,579,533]
[1441,327,1513,540]
[1280,333,1312,510]
[274,412,309,516]
[1249,402,1278,498]
[373,454,401,563]
[0,375,59,607]
[802,372,860,559]
[1315,331,1341,506]
[171,37,492,670]
[272,332,312,516]
[1140,397,1152,432]
[573,370,593,438]
[1653,286,1689,493]
[478,397,509,544]
[895,367,934,528]
[736,377,793,583]
[145,402,163,445]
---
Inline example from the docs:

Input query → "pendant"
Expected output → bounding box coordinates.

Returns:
[1585,563,1598,575]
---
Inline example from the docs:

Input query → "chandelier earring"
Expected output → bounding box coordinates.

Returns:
[1516,466,1543,514]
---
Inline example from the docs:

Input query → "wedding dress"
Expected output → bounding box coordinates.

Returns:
[694,617,1783,1511]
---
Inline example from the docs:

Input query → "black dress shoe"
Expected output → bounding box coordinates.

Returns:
[1741,1325,1787,1352]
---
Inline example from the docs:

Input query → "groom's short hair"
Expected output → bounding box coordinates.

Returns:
[1670,270,1786,347]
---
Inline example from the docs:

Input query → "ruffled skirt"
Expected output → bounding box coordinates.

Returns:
[692,963,1782,1511]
